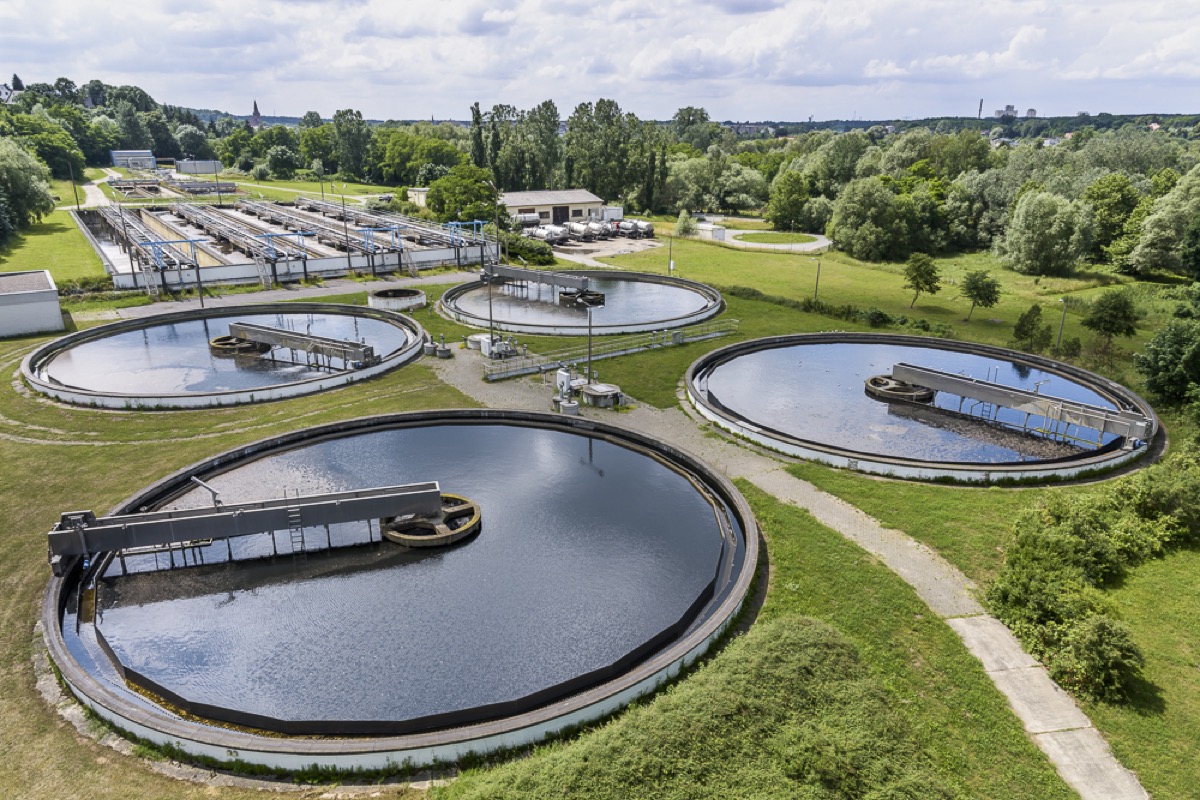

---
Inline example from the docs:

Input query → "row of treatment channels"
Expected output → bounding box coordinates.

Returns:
[76,198,499,292]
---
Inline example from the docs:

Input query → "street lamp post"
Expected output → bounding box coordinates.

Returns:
[1055,297,1068,356]
[340,185,355,274]
[66,160,81,212]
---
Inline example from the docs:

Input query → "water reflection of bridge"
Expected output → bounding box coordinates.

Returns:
[890,363,1155,446]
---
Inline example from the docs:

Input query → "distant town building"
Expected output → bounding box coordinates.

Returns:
[250,100,263,129]
[721,122,777,136]
[1025,108,1037,118]
[994,104,1018,118]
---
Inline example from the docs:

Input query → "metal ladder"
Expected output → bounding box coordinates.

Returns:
[253,254,273,288]
[138,258,160,298]
[287,505,306,561]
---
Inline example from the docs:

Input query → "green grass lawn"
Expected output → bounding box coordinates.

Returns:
[787,461,1050,585]
[1086,545,1200,800]
[718,217,773,230]
[0,210,106,283]
[732,231,818,244]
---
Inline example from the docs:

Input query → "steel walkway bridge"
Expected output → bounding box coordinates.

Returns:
[483,263,591,292]
[226,321,379,367]
[48,481,444,574]
[890,363,1155,445]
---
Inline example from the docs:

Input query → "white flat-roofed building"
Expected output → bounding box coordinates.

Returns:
[0,270,65,337]
[501,189,604,225]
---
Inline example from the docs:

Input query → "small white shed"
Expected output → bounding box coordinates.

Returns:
[0,270,65,337]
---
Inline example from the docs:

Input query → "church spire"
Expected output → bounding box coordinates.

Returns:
[251,100,262,129]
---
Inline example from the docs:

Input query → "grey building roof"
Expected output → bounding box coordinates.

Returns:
[0,270,55,294]
[501,189,603,207]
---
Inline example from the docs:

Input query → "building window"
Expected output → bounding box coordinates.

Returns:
[518,208,535,214]
[539,211,550,220]
[571,209,582,218]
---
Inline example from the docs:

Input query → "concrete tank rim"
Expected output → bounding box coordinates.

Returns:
[685,331,1162,482]
[439,269,725,335]
[42,408,758,762]
[20,302,427,409]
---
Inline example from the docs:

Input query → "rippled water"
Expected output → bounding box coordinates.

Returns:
[93,424,727,727]
[40,311,411,394]
[700,342,1119,463]
[450,276,711,328]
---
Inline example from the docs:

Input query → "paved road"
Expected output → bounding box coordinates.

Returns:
[723,230,831,252]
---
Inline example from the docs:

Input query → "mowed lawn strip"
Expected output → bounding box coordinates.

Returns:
[0,209,107,283]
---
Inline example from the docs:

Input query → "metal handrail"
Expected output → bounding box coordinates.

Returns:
[483,318,739,381]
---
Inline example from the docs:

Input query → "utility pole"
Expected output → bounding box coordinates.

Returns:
[1055,298,1068,356]
[66,160,81,212]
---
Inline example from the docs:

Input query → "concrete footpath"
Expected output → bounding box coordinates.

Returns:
[428,348,1148,800]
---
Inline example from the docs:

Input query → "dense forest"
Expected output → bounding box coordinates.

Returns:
[5,73,1200,284]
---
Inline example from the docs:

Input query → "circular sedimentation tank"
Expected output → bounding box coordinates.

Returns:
[688,333,1159,482]
[22,303,425,409]
[368,286,427,312]
[44,411,756,770]
[440,269,723,335]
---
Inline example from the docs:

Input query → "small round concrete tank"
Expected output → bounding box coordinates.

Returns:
[368,287,427,312]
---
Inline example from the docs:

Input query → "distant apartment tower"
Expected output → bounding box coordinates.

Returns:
[994,104,1017,118]
[1026,108,1037,118]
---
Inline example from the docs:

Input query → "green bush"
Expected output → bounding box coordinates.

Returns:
[988,448,1200,702]
[57,275,115,295]
[1046,615,1145,702]
[500,231,555,266]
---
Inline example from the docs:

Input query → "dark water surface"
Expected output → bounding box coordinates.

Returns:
[93,424,727,726]
[700,342,1119,463]
[39,311,412,395]
[450,277,712,328]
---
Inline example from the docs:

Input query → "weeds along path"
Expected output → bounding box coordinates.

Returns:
[429,347,1149,800]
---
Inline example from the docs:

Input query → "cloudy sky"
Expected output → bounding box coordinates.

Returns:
[2,0,1196,122]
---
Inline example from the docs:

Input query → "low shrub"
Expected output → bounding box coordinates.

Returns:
[988,447,1200,701]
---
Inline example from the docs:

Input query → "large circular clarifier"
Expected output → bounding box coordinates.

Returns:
[688,333,1158,481]
[45,411,755,770]
[440,269,723,334]
[22,303,424,408]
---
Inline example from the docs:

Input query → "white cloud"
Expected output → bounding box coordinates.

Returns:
[3,0,1199,120]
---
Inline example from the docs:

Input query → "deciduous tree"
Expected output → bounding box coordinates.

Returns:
[903,253,941,308]
[960,269,1002,320]
[1082,290,1138,351]
[1013,304,1053,353]
[998,191,1091,276]
[0,137,55,229]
